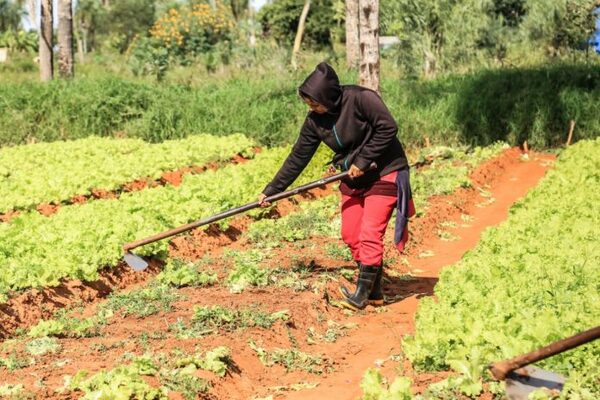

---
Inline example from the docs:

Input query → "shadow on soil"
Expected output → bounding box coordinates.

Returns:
[382,274,438,304]
[307,262,438,305]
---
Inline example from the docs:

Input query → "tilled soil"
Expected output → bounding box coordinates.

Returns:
[0,148,555,399]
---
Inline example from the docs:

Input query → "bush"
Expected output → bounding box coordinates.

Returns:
[127,2,235,77]
[0,63,599,148]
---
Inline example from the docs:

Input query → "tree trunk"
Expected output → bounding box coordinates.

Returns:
[345,0,360,68]
[77,38,85,64]
[291,0,311,70]
[28,0,37,29]
[39,0,54,82]
[58,0,74,78]
[358,0,380,93]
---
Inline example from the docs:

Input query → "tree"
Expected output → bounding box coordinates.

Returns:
[258,0,335,49]
[0,0,22,31]
[492,0,527,27]
[75,0,96,59]
[345,0,359,67]
[500,0,597,59]
[73,0,156,54]
[105,0,156,53]
[227,0,249,21]
[386,0,495,78]
[358,0,380,92]
[39,0,53,82]
[58,0,74,78]
[291,0,311,69]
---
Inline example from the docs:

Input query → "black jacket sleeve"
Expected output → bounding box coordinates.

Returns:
[353,90,398,171]
[262,118,321,196]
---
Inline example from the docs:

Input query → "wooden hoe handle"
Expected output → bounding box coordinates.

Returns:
[489,325,600,381]
[123,162,378,252]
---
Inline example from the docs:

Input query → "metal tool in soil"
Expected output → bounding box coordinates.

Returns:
[488,325,600,400]
[123,164,376,271]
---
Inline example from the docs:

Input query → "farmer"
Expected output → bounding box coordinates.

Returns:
[258,62,415,310]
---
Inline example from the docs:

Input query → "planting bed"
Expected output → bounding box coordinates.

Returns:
[0,138,573,399]
[0,134,256,217]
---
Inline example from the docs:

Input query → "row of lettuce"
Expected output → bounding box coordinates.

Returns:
[0,144,332,295]
[365,138,600,399]
[0,134,255,214]
[0,133,508,297]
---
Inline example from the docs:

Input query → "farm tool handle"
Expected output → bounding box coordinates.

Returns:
[123,163,374,252]
[489,325,600,381]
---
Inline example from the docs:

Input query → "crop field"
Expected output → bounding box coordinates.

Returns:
[0,134,597,400]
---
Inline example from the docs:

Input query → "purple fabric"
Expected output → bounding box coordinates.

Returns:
[394,168,413,246]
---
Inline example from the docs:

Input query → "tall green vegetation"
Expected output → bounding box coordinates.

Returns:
[382,0,597,78]
[75,0,157,53]
[1,62,599,148]
[258,0,337,49]
[0,0,21,32]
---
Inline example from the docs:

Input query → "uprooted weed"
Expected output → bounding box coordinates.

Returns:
[100,283,180,318]
[170,305,289,338]
[248,340,331,375]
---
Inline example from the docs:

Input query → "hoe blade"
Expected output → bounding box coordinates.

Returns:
[124,252,149,271]
[505,366,565,400]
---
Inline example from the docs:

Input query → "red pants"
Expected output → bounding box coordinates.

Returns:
[341,173,398,266]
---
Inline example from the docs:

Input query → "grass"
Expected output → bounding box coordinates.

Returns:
[100,283,180,318]
[1,56,598,149]
[159,371,210,400]
[170,305,289,338]
[249,340,329,374]
[25,337,61,356]
[192,305,288,331]
[0,352,30,372]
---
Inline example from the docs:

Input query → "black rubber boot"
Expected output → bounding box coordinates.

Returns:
[339,264,384,306]
[368,266,384,306]
[340,264,379,310]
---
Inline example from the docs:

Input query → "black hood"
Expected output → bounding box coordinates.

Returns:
[298,62,342,111]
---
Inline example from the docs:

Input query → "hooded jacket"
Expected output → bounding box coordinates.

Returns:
[262,62,408,196]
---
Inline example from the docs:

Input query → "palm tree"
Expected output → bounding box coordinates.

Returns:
[58,0,74,77]
[39,0,53,81]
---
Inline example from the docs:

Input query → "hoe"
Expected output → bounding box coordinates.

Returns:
[122,164,375,271]
[489,325,600,399]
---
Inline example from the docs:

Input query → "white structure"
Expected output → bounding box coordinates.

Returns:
[379,36,400,49]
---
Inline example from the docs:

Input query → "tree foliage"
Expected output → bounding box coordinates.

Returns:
[0,0,21,32]
[382,0,598,78]
[74,0,157,53]
[258,0,335,49]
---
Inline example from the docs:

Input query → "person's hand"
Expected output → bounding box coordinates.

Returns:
[258,193,271,207]
[348,164,364,179]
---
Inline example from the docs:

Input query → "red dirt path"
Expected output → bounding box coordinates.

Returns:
[281,150,555,400]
